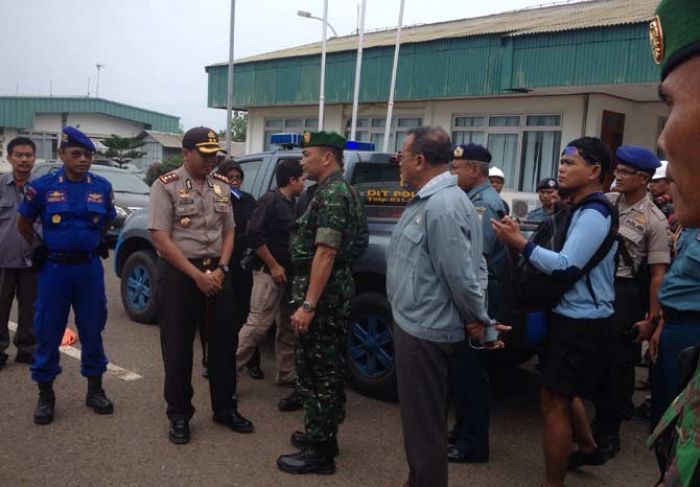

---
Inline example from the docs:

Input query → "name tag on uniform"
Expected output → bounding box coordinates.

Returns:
[47,190,67,203]
[87,192,104,204]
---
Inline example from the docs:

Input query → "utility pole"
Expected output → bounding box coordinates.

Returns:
[383,0,405,153]
[96,63,105,98]
[225,0,237,154]
[350,0,367,140]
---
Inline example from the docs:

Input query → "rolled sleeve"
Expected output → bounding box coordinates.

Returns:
[18,182,42,221]
[314,191,348,250]
[147,181,172,233]
[246,193,272,249]
[647,217,671,265]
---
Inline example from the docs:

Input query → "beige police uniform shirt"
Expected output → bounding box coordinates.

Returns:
[148,165,234,259]
[607,192,671,279]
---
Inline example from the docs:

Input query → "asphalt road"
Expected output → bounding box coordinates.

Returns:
[0,255,659,486]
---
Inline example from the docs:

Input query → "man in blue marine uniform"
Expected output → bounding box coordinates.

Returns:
[18,126,116,425]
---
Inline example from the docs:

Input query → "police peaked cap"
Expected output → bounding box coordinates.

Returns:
[536,177,558,191]
[452,143,492,163]
[60,126,96,151]
[616,146,661,174]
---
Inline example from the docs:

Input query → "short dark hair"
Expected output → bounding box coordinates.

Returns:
[406,126,452,166]
[320,146,344,167]
[276,159,303,187]
[7,137,36,156]
[564,137,613,183]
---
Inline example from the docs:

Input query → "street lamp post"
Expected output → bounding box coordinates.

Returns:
[298,7,336,130]
[350,0,367,141]
[383,0,405,153]
[225,0,236,155]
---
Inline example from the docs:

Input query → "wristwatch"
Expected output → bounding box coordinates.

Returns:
[302,301,316,313]
[218,264,230,274]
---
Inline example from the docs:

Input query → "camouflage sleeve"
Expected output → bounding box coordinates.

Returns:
[314,184,349,250]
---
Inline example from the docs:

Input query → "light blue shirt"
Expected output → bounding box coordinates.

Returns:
[659,228,700,313]
[524,202,617,319]
[466,181,507,276]
[386,172,491,343]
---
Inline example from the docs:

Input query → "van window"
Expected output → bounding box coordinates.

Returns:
[351,162,415,219]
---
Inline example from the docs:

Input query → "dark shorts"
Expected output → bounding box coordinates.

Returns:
[540,313,613,400]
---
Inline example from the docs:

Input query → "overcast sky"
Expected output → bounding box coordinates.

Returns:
[1,0,584,132]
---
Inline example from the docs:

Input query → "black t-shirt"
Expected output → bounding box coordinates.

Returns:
[247,189,296,269]
[231,190,256,265]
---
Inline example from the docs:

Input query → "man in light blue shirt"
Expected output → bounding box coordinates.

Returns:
[387,126,505,487]
[493,137,617,487]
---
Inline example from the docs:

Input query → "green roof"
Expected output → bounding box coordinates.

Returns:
[0,96,180,133]
[206,0,660,109]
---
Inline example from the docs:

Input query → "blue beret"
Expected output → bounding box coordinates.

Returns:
[60,126,96,152]
[452,143,491,163]
[536,177,558,191]
[615,146,660,173]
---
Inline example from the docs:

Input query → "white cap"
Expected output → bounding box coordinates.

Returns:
[652,160,668,180]
[489,166,505,179]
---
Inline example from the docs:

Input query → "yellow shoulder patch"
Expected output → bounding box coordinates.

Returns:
[211,172,230,184]
[159,171,180,185]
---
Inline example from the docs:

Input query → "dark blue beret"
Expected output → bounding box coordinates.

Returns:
[60,126,96,151]
[452,143,491,163]
[536,177,558,191]
[616,146,660,173]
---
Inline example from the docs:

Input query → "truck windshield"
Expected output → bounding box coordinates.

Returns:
[351,163,415,219]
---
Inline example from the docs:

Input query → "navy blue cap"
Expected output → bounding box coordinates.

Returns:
[536,177,558,191]
[60,126,96,151]
[452,143,492,163]
[615,146,661,174]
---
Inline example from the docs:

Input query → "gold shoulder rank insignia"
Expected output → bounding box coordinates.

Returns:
[159,172,180,184]
[211,172,230,184]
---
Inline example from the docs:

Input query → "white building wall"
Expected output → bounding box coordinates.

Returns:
[66,113,144,138]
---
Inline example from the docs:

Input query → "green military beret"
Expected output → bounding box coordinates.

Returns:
[652,0,700,79]
[302,130,346,150]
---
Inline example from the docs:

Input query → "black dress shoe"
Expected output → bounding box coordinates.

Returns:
[291,431,339,456]
[169,419,190,445]
[278,389,305,412]
[246,364,264,380]
[447,446,489,463]
[277,446,335,475]
[568,448,607,469]
[213,410,254,433]
[15,350,34,364]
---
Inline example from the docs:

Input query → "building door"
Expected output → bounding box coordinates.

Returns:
[601,110,625,191]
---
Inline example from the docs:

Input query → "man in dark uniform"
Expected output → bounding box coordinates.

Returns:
[646,2,700,483]
[277,131,364,475]
[17,127,115,425]
[527,177,560,223]
[148,127,253,444]
[446,143,506,463]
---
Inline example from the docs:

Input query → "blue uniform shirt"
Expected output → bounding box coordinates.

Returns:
[19,167,116,253]
[466,180,507,275]
[524,198,617,319]
[659,227,700,313]
[526,207,550,223]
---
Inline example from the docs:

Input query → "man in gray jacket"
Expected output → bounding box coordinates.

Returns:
[387,126,507,487]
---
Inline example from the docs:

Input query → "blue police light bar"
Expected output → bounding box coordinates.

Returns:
[270,133,302,146]
[345,140,375,151]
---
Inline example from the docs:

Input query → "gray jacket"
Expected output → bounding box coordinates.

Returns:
[386,172,491,343]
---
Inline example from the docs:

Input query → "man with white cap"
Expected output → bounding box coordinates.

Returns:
[649,161,675,223]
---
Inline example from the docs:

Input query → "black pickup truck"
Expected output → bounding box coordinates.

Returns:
[114,146,537,401]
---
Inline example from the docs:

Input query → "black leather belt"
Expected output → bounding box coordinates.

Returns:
[48,252,96,264]
[663,307,700,322]
[188,256,220,270]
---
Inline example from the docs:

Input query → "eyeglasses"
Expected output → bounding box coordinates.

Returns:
[66,149,95,159]
[228,175,243,181]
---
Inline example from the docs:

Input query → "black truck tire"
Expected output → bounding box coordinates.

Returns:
[346,292,398,402]
[120,250,159,324]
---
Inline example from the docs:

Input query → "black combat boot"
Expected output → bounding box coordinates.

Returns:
[291,431,339,456]
[277,440,336,475]
[86,376,114,414]
[34,381,55,425]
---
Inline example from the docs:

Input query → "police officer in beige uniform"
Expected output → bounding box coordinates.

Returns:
[591,146,670,460]
[149,127,253,445]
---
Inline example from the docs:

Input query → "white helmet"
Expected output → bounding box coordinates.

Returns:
[652,160,668,180]
[489,166,505,180]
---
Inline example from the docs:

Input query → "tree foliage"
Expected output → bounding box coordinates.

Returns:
[98,134,147,168]
[143,154,184,186]
[218,110,248,143]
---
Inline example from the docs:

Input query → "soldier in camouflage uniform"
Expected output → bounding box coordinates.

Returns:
[647,0,700,484]
[277,131,364,475]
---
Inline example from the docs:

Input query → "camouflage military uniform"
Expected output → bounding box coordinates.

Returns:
[290,170,364,443]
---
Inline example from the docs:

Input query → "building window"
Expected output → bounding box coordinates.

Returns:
[19,131,58,161]
[264,118,318,150]
[345,116,422,152]
[451,114,562,192]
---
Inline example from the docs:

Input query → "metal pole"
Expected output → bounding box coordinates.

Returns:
[350,0,366,141]
[318,0,329,130]
[383,0,405,153]
[225,0,236,154]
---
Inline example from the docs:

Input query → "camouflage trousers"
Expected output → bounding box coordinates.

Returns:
[295,301,350,443]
